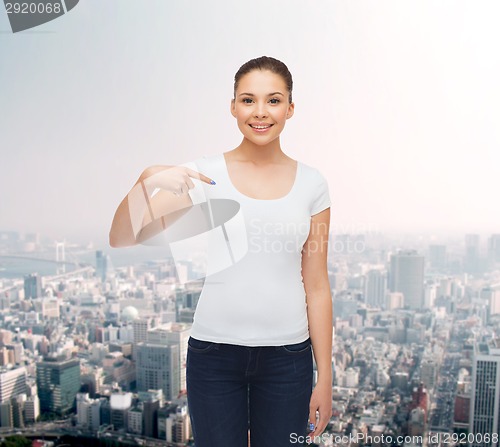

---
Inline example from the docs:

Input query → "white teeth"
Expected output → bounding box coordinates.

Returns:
[251,125,271,129]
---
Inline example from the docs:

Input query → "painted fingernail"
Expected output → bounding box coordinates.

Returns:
[210,180,216,185]
[309,422,315,431]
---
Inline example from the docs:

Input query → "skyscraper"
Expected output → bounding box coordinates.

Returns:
[470,338,500,446]
[364,269,387,309]
[110,393,132,430]
[0,366,27,404]
[488,234,500,264]
[465,234,481,274]
[481,288,500,320]
[143,397,160,438]
[24,273,41,299]
[36,358,81,415]
[428,244,447,271]
[389,250,425,309]
[136,343,180,400]
[95,250,108,283]
[147,322,191,392]
[133,317,159,344]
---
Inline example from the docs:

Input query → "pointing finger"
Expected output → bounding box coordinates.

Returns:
[183,167,216,185]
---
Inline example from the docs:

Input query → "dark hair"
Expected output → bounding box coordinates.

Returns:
[234,56,293,103]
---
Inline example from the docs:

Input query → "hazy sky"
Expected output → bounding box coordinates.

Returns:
[1,0,499,247]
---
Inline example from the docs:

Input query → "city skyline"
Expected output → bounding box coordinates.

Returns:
[0,214,499,443]
[1,1,499,242]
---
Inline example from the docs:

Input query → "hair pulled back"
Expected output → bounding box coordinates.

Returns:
[234,56,293,104]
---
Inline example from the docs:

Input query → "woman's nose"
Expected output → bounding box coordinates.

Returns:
[254,101,267,117]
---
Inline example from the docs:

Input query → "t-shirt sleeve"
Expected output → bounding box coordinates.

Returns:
[178,156,207,205]
[310,168,331,216]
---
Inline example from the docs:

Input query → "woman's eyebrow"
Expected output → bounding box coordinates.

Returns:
[238,92,285,97]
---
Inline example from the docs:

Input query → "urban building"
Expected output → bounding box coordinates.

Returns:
[36,358,80,415]
[136,342,180,400]
[389,250,425,309]
[428,244,447,271]
[24,395,40,423]
[95,250,109,283]
[147,322,191,392]
[465,233,483,274]
[133,317,160,345]
[110,393,132,431]
[364,269,387,309]
[487,234,500,263]
[24,273,42,299]
[0,366,27,404]
[470,338,500,445]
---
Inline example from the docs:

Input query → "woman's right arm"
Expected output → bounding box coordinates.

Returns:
[109,165,214,248]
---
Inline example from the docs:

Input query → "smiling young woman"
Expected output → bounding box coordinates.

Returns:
[230,68,294,149]
[108,56,333,447]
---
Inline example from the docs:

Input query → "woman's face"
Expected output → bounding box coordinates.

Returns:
[231,69,294,147]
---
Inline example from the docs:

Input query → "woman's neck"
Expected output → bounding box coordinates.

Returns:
[231,137,288,164]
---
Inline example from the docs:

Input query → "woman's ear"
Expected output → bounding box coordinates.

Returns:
[286,102,295,119]
[230,99,236,117]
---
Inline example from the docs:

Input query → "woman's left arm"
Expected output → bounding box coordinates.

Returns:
[301,207,333,439]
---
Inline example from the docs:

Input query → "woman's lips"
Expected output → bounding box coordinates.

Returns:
[249,124,273,132]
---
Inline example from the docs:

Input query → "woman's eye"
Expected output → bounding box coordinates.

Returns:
[242,98,253,104]
[269,98,280,104]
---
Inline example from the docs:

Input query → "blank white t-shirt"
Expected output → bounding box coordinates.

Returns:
[185,152,331,347]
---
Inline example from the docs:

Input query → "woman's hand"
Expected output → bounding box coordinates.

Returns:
[109,164,215,248]
[142,165,215,197]
[308,379,333,442]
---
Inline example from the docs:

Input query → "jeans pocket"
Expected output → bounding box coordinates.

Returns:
[280,338,311,354]
[188,336,217,353]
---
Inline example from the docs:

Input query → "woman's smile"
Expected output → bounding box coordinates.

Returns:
[249,122,274,132]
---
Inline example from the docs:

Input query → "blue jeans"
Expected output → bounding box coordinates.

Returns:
[186,336,313,447]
